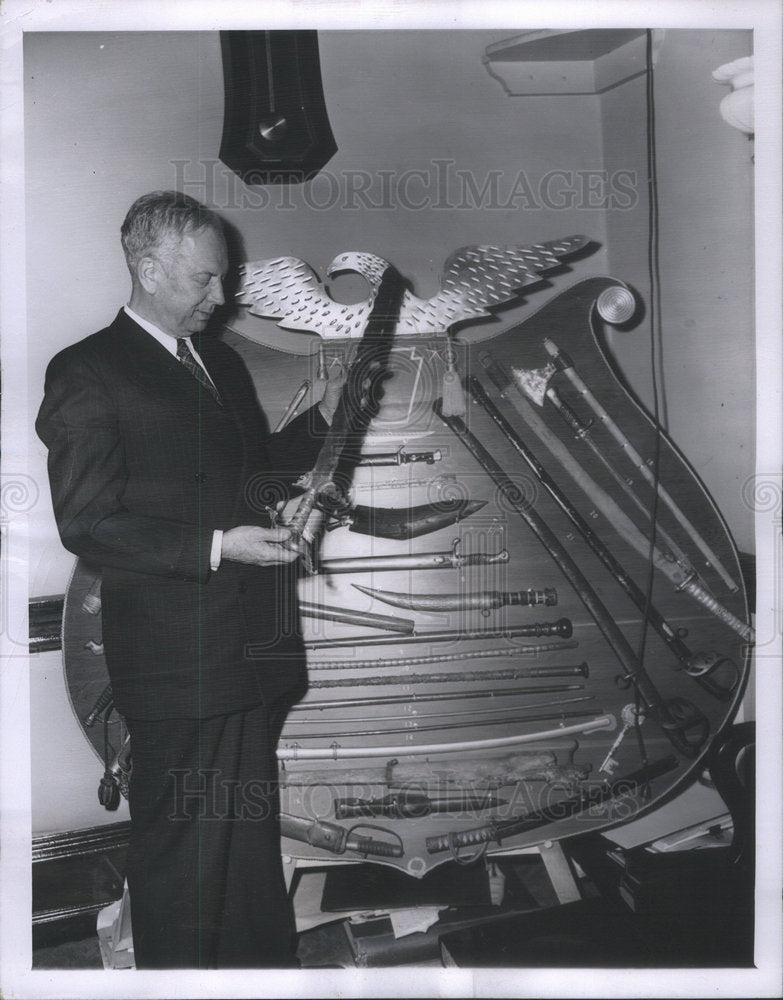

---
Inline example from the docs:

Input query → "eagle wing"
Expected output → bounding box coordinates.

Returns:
[395,235,589,334]
[236,253,391,339]
[237,236,588,338]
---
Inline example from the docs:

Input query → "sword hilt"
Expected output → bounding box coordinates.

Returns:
[509,588,558,607]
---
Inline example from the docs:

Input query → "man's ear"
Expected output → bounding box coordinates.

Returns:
[137,256,160,295]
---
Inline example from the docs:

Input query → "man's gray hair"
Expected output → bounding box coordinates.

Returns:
[121,190,223,273]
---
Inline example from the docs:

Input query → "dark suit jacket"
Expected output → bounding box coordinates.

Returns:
[36,310,327,720]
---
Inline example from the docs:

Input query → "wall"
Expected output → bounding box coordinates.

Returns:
[601,29,755,555]
[23,29,752,835]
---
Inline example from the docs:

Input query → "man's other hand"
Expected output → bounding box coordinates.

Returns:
[221,526,300,566]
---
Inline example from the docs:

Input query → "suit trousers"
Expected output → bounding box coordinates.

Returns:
[124,702,298,969]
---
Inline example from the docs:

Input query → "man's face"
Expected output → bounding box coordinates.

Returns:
[148,225,228,338]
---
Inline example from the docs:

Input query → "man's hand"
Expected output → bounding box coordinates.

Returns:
[221,525,300,566]
[317,361,346,426]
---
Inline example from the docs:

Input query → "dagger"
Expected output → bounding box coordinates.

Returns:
[347,447,443,466]
[353,583,557,614]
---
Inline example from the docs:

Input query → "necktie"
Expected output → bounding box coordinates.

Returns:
[176,338,221,405]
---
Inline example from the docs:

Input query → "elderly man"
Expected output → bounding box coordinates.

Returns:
[36,191,338,968]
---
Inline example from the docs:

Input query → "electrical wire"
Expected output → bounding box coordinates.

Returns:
[633,28,668,791]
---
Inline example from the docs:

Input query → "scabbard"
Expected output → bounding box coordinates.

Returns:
[353,583,557,612]
[334,791,508,820]
[425,754,680,854]
[347,498,487,540]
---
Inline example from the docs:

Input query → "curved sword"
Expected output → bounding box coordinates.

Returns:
[353,583,557,613]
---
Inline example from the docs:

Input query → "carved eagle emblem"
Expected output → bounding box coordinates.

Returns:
[236,236,588,339]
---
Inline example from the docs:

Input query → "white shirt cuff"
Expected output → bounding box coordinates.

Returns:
[210,529,223,572]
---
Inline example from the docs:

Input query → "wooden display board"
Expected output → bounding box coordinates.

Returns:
[61,273,751,878]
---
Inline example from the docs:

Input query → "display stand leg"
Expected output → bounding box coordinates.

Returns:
[538,840,582,903]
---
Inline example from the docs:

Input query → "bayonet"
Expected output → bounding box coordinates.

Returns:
[316,538,508,575]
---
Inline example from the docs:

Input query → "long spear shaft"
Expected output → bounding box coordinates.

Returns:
[481,354,752,644]
[543,383,691,568]
[308,667,588,689]
[433,396,709,758]
[466,375,739,700]
[282,706,599,741]
[307,642,579,670]
[287,684,584,712]
[544,338,739,592]
[301,619,573,650]
[283,694,595,724]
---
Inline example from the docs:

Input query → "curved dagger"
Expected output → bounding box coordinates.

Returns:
[353,583,557,614]
[335,498,488,540]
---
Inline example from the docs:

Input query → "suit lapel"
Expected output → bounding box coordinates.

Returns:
[110,311,230,416]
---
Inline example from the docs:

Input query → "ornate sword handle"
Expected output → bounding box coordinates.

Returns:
[658,697,711,758]
[451,538,510,567]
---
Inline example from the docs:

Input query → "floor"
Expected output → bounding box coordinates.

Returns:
[32,854,566,970]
